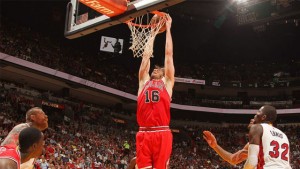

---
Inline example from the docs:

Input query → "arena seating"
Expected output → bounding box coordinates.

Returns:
[1,20,299,109]
[0,81,299,169]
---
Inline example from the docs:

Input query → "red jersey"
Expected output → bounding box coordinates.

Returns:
[0,146,21,169]
[137,79,171,127]
[67,162,76,169]
[45,145,55,159]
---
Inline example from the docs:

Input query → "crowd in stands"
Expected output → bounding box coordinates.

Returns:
[0,81,136,169]
[172,91,296,109]
[1,18,300,109]
[1,81,300,169]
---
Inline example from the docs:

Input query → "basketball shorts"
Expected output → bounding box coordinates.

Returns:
[136,128,172,169]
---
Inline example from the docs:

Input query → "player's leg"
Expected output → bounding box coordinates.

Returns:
[153,131,173,169]
[136,132,152,169]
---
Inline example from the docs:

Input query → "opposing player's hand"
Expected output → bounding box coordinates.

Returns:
[203,131,217,148]
[165,14,172,30]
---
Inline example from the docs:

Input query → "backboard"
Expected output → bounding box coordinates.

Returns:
[65,0,185,39]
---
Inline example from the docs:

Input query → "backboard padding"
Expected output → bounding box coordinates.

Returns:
[65,0,185,39]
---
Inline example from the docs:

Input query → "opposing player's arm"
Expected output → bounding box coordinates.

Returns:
[243,124,263,169]
[137,52,151,96]
[0,159,18,169]
[230,143,249,164]
[1,123,29,146]
[212,145,248,165]
[203,131,248,165]
[164,14,175,96]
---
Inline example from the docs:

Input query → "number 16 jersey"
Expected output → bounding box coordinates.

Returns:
[137,79,171,127]
[258,123,292,169]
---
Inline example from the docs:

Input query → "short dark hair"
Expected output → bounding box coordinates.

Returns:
[261,105,277,124]
[154,65,165,76]
[19,127,42,153]
[26,107,42,122]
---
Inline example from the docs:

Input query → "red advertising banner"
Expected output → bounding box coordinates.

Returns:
[79,0,127,17]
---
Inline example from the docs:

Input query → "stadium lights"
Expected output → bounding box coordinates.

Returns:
[237,0,247,3]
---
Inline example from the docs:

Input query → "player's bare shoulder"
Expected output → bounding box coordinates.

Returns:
[1,123,30,146]
[10,123,30,133]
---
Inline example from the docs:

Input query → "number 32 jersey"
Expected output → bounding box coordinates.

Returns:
[258,123,292,169]
[137,79,171,127]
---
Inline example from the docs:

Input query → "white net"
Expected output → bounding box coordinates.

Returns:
[127,13,167,58]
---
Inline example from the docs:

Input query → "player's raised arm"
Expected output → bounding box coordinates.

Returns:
[164,14,175,96]
[138,53,151,96]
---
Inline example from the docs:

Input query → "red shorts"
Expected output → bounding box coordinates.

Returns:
[136,127,172,169]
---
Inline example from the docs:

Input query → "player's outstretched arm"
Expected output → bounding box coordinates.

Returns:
[203,131,248,165]
[164,14,175,97]
[137,51,151,96]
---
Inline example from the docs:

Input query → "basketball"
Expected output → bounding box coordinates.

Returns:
[159,23,166,33]
[150,12,167,33]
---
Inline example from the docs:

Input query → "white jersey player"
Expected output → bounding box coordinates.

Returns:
[258,123,291,168]
[243,105,292,169]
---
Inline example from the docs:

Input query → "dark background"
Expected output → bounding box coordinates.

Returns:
[1,0,300,67]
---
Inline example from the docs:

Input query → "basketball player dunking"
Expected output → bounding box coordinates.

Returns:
[136,14,174,169]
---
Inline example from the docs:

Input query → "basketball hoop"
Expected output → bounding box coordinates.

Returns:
[126,11,167,58]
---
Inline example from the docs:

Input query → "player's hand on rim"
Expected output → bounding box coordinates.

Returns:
[165,14,172,30]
